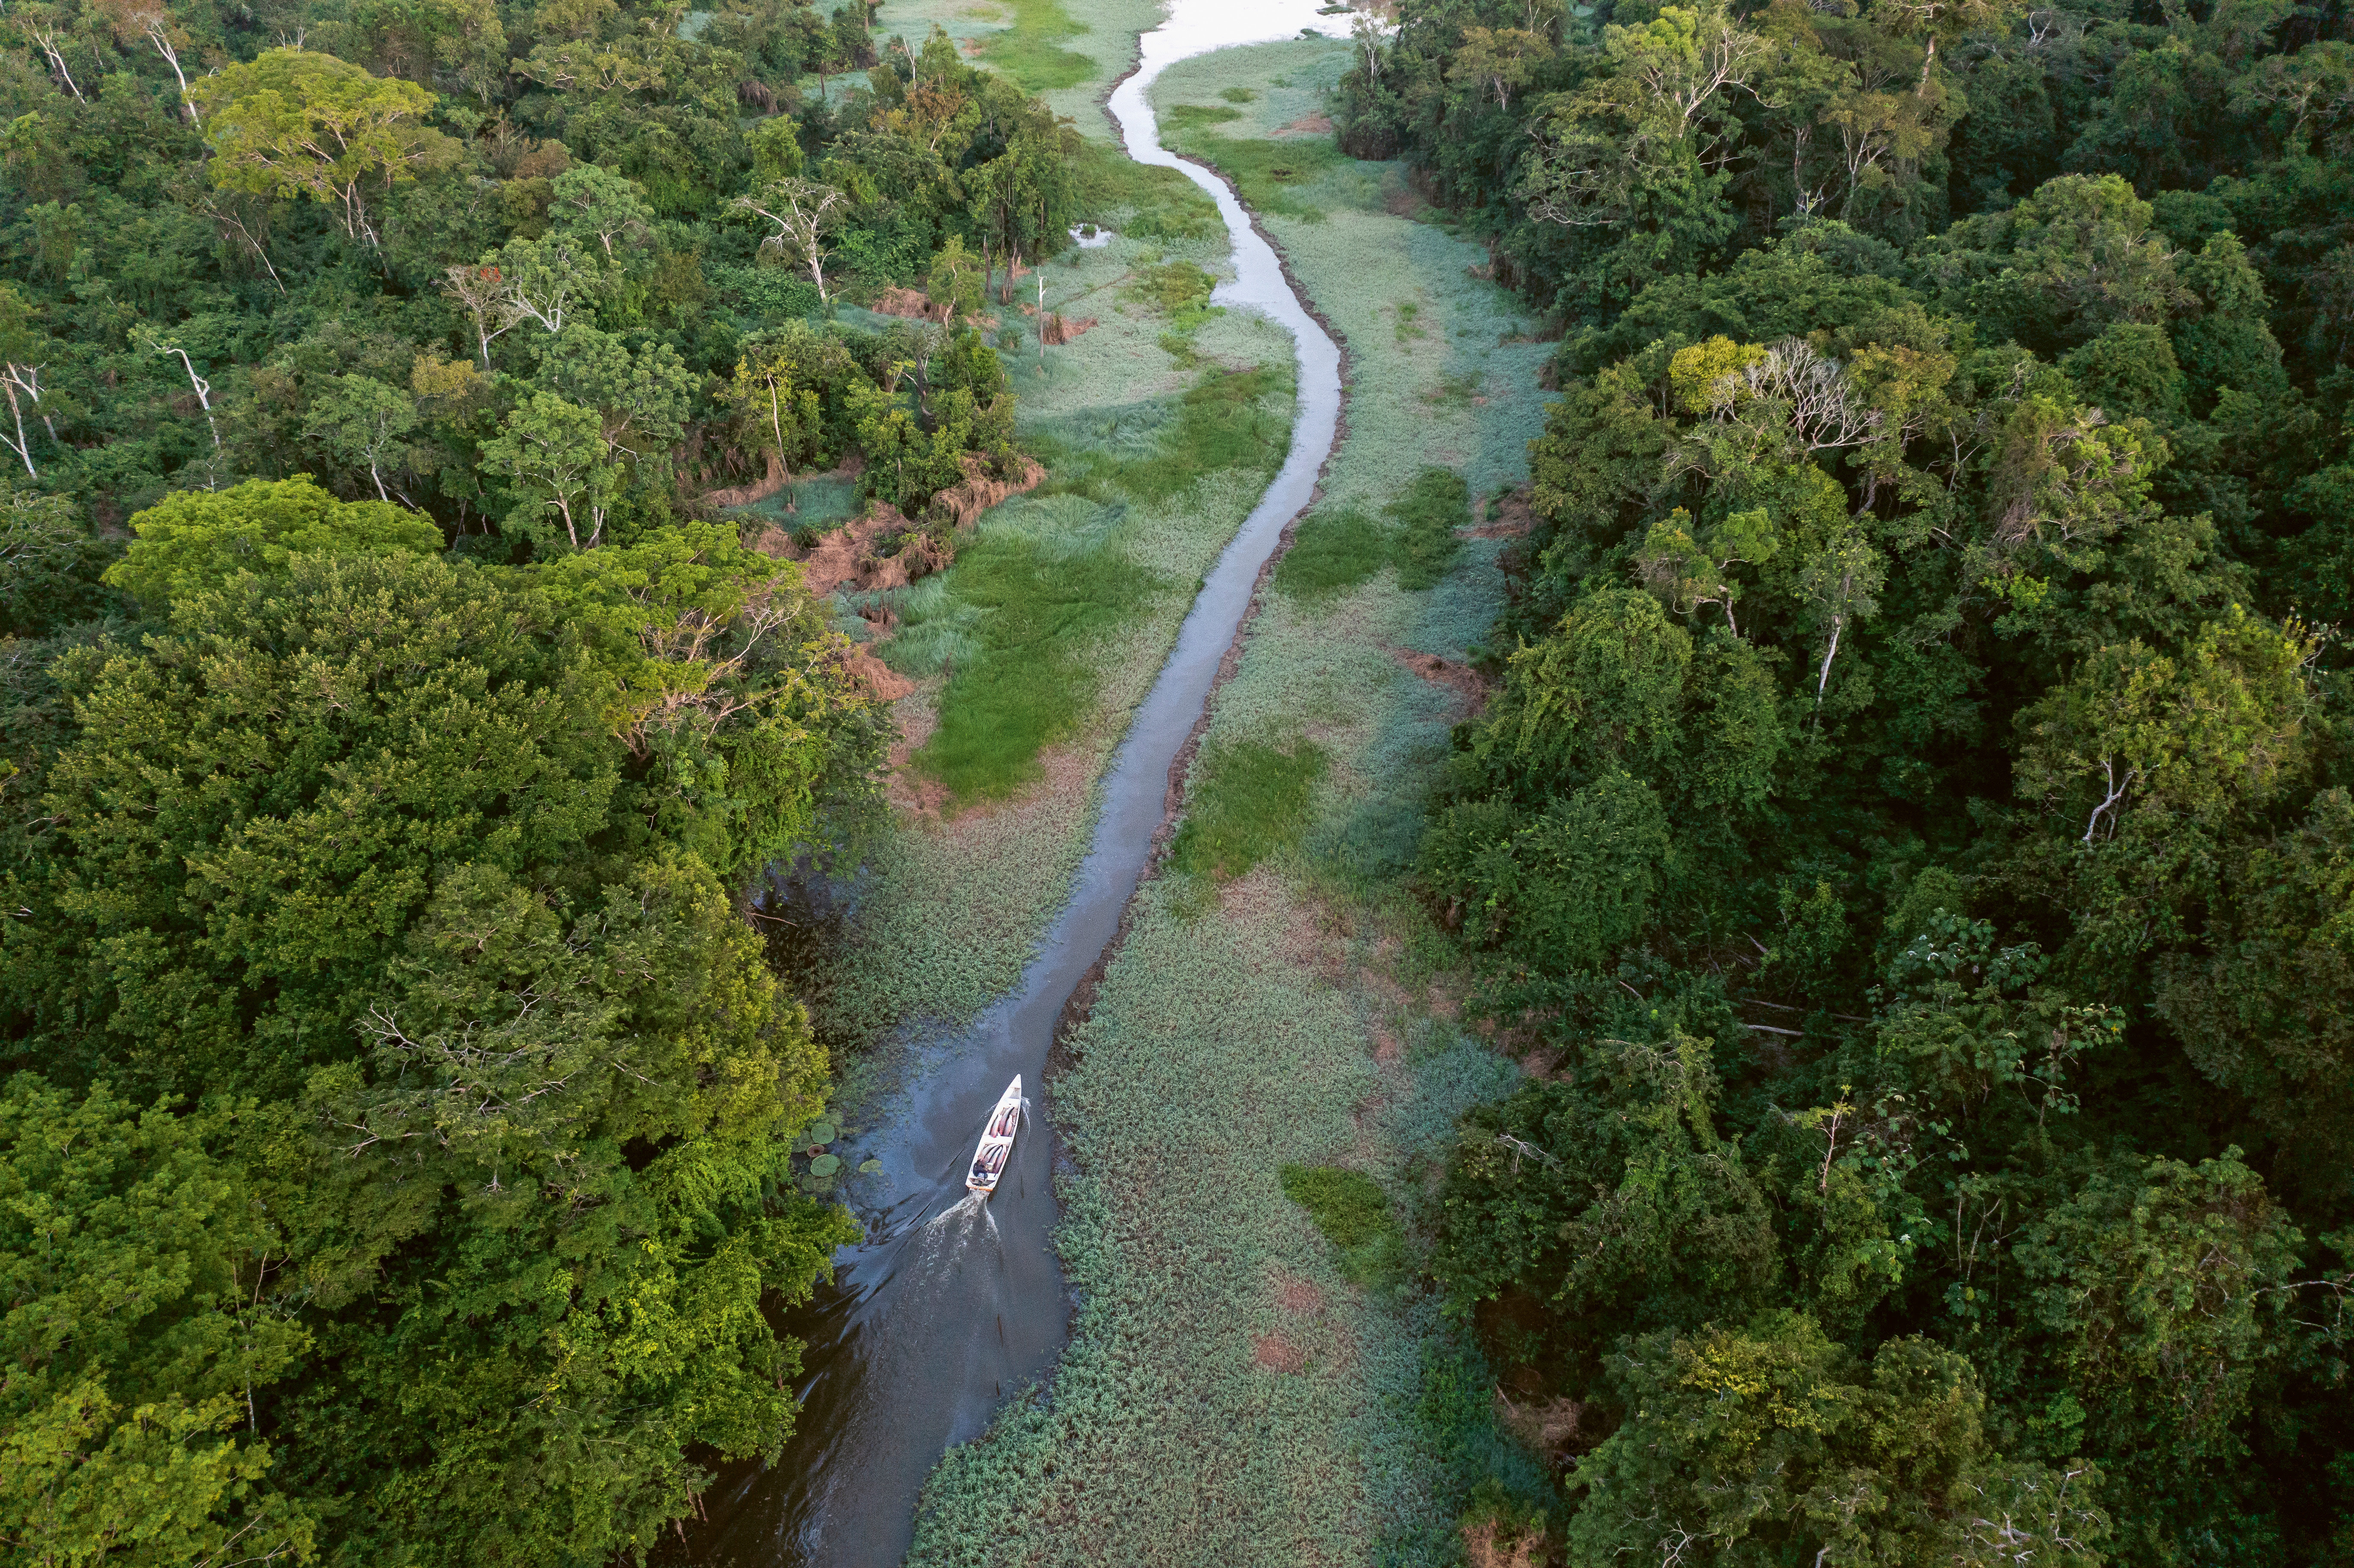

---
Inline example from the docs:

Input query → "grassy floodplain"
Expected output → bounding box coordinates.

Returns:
[874,0,1159,128]
[799,230,1298,1078]
[902,34,1562,1566]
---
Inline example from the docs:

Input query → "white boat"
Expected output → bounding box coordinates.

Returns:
[966,1075,1022,1195]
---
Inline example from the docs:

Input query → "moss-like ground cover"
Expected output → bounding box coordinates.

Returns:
[901,33,1562,1568]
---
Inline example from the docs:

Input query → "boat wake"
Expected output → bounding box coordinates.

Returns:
[923,1188,1001,1242]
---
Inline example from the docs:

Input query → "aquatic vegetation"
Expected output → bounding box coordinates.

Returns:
[977,0,1096,90]
[1167,737,1329,882]
[902,32,1557,1565]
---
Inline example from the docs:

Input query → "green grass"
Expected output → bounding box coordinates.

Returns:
[1168,737,1328,881]
[1161,126,1349,221]
[1163,103,1242,134]
[884,365,1292,800]
[1072,139,1222,240]
[727,474,863,539]
[1271,467,1468,600]
[1038,365,1292,506]
[1117,367,1290,503]
[1278,1163,1406,1289]
[906,536,1159,798]
[1274,507,1390,600]
[1219,86,1258,104]
[1388,466,1469,590]
[1279,1163,1392,1248]
[1120,258,1216,317]
[978,0,1096,89]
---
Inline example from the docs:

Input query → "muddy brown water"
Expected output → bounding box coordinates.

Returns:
[672,6,1349,1562]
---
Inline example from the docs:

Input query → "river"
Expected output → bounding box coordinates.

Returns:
[677,5,1349,1561]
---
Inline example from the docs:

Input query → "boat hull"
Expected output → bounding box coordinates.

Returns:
[967,1075,1022,1194]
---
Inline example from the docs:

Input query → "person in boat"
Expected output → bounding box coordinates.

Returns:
[972,1145,1008,1183]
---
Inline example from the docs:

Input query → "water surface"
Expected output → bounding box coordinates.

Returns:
[681,6,1349,1561]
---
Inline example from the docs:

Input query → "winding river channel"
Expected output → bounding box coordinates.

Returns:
[681,6,1348,1561]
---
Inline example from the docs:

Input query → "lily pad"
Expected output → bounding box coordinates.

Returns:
[859,1159,881,1174]
[806,1120,838,1145]
[808,1153,841,1177]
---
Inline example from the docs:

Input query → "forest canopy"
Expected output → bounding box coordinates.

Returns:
[1340,0,2354,1560]
[0,0,1108,1559]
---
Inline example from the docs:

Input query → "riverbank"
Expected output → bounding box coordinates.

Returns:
[899,31,1555,1567]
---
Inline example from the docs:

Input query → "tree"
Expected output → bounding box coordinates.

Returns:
[731,177,849,305]
[718,347,823,481]
[103,477,441,614]
[479,392,614,551]
[3,550,869,1562]
[92,0,203,125]
[303,374,421,503]
[192,49,452,247]
[1565,1314,2112,1568]
[0,491,119,637]
[548,162,654,258]
[0,1077,318,1568]
[439,262,516,371]
[481,233,600,335]
[536,327,693,460]
[0,285,51,479]
[2015,607,2314,846]
[1797,519,1886,713]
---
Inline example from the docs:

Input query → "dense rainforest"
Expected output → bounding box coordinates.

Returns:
[0,0,1112,1560]
[1338,0,2354,1561]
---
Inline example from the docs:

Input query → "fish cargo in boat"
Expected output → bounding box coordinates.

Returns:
[967,1075,1022,1194]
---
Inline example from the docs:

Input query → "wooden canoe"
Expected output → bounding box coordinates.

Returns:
[966,1075,1022,1194]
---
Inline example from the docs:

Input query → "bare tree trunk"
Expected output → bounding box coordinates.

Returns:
[155,343,223,450]
[1814,609,1843,709]
[221,210,284,293]
[766,374,792,483]
[34,31,85,100]
[146,23,199,125]
[0,379,35,477]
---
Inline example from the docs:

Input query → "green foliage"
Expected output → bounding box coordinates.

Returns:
[1346,0,2354,1546]
[909,533,1155,798]
[1280,1163,1404,1286]
[190,48,450,245]
[0,491,122,637]
[1566,1314,2112,1568]
[1273,505,1391,599]
[103,477,441,614]
[0,1076,317,1568]
[976,0,1096,92]
[1,534,881,1562]
[1169,737,1328,881]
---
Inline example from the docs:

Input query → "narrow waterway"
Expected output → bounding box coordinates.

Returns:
[679,6,1347,1562]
